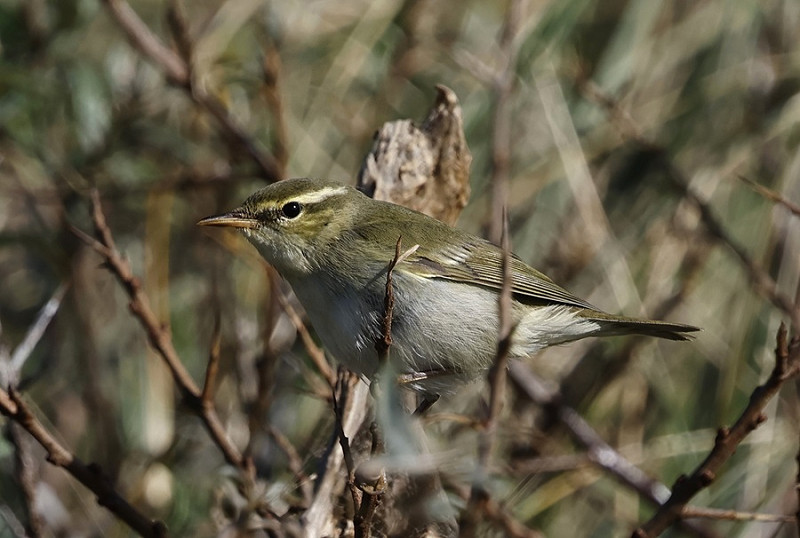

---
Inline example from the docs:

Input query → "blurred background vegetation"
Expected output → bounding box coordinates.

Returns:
[1,0,800,536]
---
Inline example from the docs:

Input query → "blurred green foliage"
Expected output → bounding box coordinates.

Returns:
[1,0,800,536]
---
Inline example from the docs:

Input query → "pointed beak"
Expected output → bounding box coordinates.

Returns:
[197,212,259,229]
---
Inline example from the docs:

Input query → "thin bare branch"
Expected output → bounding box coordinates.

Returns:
[303,373,370,537]
[0,388,168,538]
[633,324,800,537]
[486,208,514,431]
[200,313,222,405]
[464,171,520,538]
[100,0,280,179]
[84,190,200,396]
[351,237,419,538]
[738,175,800,217]
[269,267,336,388]
[376,237,419,361]
[266,424,313,506]
[101,0,188,84]
[72,191,249,475]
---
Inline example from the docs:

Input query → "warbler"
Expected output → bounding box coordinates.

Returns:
[199,178,697,395]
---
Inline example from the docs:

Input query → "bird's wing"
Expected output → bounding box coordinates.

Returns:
[355,200,598,310]
[406,239,598,310]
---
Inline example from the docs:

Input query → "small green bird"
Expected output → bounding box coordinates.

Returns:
[199,178,697,396]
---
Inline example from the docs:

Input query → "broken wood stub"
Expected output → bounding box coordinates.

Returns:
[357,85,472,225]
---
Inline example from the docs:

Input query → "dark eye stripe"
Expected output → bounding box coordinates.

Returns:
[281,201,302,219]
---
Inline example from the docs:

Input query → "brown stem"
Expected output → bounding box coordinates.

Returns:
[72,191,249,476]
[376,237,404,360]
[633,324,800,537]
[0,388,168,538]
[100,0,280,179]
[509,363,719,538]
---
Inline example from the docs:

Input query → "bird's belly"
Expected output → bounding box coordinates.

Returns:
[288,272,599,391]
[290,273,503,379]
[289,276,378,376]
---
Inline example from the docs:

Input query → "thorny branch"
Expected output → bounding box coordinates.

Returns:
[633,324,800,537]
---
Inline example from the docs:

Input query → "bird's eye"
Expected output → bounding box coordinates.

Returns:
[281,201,302,219]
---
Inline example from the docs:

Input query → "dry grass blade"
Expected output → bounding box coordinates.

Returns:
[7,282,69,381]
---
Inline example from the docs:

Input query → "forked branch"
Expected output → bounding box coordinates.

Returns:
[72,191,250,477]
[633,324,800,537]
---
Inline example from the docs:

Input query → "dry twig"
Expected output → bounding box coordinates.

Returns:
[738,175,800,218]
[0,388,168,538]
[462,208,517,537]
[72,191,251,477]
[376,237,404,360]
[509,363,719,538]
[682,506,796,523]
[101,0,280,179]
[633,324,800,537]
[579,78,800,333]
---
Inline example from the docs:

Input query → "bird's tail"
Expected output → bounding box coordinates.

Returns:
[580,311,700,341]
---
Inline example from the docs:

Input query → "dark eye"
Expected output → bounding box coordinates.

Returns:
[281,201,302,219]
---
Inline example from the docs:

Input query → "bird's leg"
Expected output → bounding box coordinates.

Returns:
[396,368,454,415]
[412,395,440,416]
